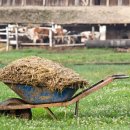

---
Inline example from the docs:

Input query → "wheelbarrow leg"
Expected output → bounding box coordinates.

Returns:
[44,107,57,120]
[74,101,79,118]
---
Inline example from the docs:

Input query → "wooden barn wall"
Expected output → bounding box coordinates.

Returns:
[109,0,118,6]
[123,0,129,5]
[0,0,129,6]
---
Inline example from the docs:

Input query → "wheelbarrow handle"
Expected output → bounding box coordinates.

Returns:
[112,74,129,79]
[71,74,129,103]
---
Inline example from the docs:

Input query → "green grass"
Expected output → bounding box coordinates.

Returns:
[0,48,130,130]
[1,48,130,65]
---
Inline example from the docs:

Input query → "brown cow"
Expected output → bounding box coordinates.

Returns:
[19,25,68,44]
[33,27,51,43]
[33,26,67,44]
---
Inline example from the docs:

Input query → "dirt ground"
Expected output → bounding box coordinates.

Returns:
[0,43,6,52]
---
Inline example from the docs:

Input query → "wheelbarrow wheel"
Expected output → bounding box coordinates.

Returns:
[0,98,32,119]
[15,109,32,120]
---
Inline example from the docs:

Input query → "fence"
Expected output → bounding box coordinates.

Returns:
[0,0,129,6]
[0,26,85,51]
[0,27,19,51]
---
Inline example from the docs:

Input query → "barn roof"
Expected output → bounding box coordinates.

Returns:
[0,6,130,24]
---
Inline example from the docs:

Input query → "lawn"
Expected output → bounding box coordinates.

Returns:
[0,48,130,130]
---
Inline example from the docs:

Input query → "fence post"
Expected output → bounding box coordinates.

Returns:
[12,0,15,6]
[92,26,95,39]
[6,27,9,51]
[0,0,2,6]
[75,0,80,6]
[49,29,52,47]
[89,0,93,6]
[43,0,45,6]
[65,0,69,6]
[15,27,19,50]
[7,0,11,6]
[118,0,122,5]
[106,0,109,6]
[22,0,26,6]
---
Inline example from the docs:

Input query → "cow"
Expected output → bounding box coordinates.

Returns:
[17,27,50,43]
[80,31,100,43]
[31,25,68,44]
[18,24,69,44]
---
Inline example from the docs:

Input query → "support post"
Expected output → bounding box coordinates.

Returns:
[6,27,9,51]
[99,25,106,40]
[44,107,57,120]
[22,0,26,6]
[65,0,69,6]
[15,27,19,50]
[89,0,93,6]
[106,0,109,6]
[7,0,11,6]
[118,0,122,5]
[75,0,80,6]
[49,29,53,47]
[12,0,15,6]
[0,0,2,6]
[68,36,71,45]
[43,0,45,6]
[74,101,79,117]
[92,26,95,39]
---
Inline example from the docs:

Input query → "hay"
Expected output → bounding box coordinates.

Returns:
[0,56,88,91]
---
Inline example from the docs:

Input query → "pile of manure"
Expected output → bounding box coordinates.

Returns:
[0,56,88,91]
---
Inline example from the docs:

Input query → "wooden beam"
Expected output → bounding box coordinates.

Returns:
[75,0,80,6]
[106,0,109,6]
[89,0,93,6]
[15,27,19,50]
[22,0,26,6]
[7,0,11,6]
[118,0,122,5]
[6,27,9,51]
[65,0,69,6]
[0,0,2,6]
[49,29,52,47]
[12,0,15,6]
[43,0,46,6]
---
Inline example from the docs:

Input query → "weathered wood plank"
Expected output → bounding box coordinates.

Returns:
[43,0,46,6]
[12,0,15,6]
[0,0,2,6]
[22,0,26,6]
[106,0,110,6]
[118,0,122,5]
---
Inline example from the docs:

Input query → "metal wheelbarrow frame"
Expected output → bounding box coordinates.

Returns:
[0,74,129,120]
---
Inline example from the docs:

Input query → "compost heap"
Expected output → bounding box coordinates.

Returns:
[0,56,88,91]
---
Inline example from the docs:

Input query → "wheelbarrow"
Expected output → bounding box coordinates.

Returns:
[0,74,129,120]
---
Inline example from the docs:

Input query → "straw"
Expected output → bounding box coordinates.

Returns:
[0,56,88,91]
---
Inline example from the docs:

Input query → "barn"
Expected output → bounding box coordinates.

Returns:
[0,0,130,49]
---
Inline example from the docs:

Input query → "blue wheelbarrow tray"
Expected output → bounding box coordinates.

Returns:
[3,74,129,105]
[6,83,78,104]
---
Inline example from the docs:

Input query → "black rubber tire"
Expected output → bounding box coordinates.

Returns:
[0,98,32,119]
[14,109,32,120]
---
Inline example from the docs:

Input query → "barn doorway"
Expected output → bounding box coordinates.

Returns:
[94,0,101,5]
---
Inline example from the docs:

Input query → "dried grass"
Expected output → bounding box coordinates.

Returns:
[0,56,88,91]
